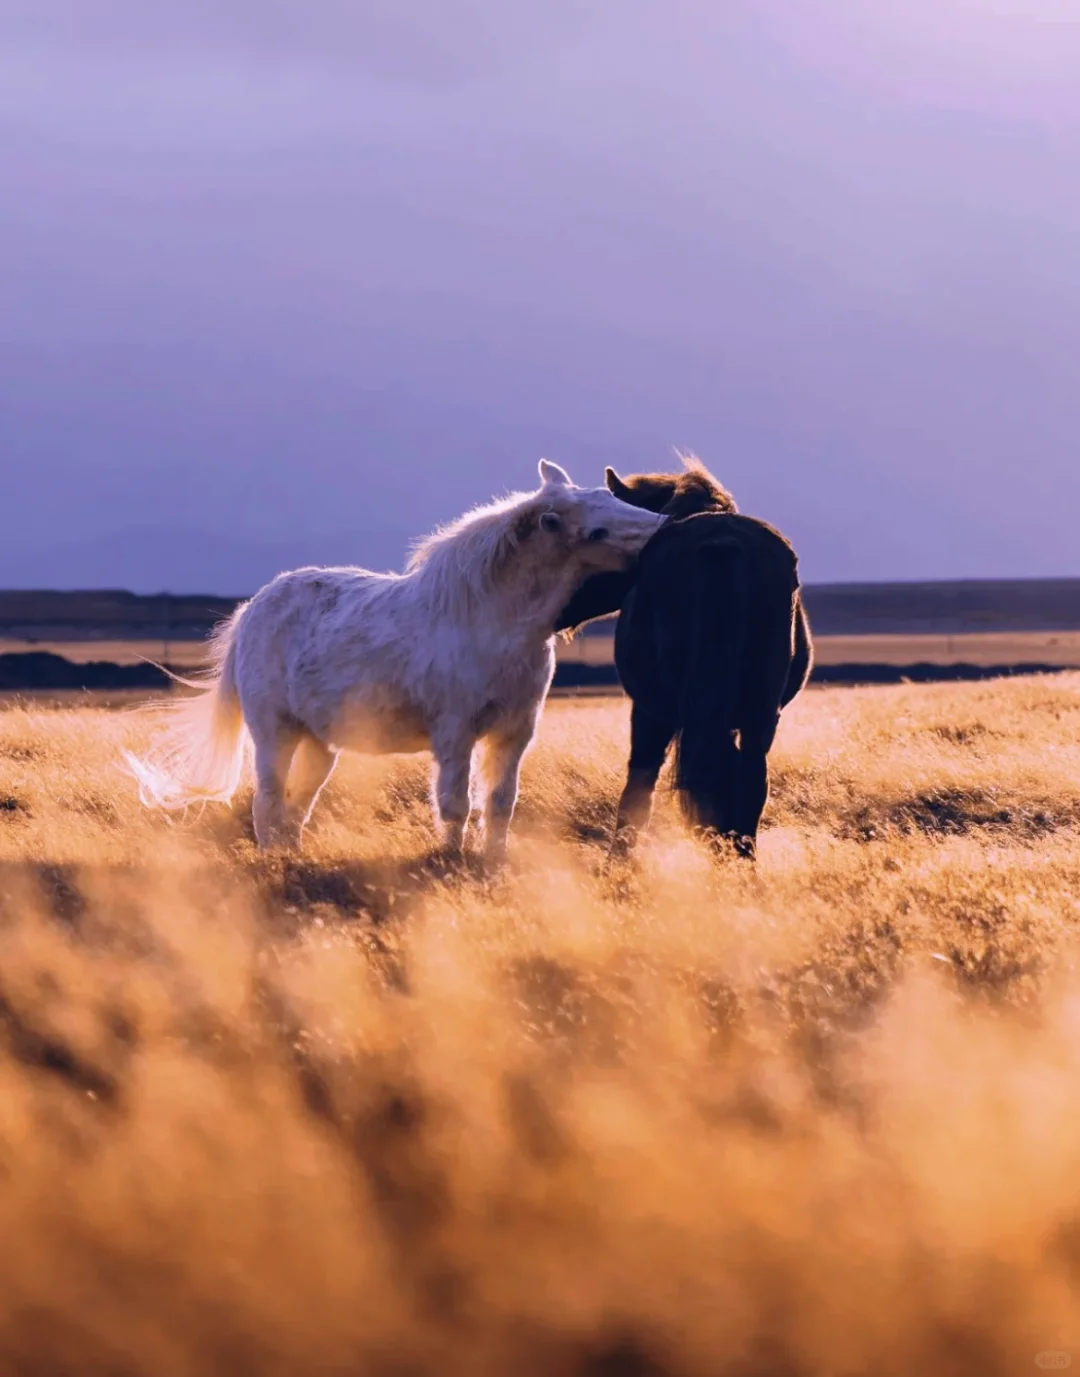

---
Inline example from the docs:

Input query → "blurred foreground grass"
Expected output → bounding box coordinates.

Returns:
[1,678,1080,1375]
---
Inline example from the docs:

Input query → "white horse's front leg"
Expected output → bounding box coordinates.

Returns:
[481,716,537,863]
[431,733,475,855]
[285,735,339,844]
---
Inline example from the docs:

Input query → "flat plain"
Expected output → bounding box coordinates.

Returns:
[557,629,1080,669]
[7,628,1080,672]
[1,677,1080,1375]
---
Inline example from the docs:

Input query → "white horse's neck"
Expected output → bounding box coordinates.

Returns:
[479,563,584,642]
[410,566,577,640]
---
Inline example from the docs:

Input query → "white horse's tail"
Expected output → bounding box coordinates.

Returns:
[123,608,249,811]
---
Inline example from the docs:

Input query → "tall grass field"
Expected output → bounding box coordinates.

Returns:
[1,678,1079,1375]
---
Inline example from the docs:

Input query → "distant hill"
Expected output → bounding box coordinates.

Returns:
[574,578,1080,638]
[3,580,1080,693]
[3,579,1080,642]
[0,589,240,641]
[801,578,1080,636]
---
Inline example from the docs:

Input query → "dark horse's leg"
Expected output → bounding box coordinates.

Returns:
[613,704,674,851]
[730,718,779,859]
[730,592,800,859]
[681,731,740,843]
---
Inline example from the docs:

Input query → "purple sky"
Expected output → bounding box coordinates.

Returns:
[4,1,1079,592]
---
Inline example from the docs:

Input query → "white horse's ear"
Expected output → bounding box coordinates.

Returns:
[539,458,572,488]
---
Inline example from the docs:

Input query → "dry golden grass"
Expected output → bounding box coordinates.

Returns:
[2,677,1080,1375]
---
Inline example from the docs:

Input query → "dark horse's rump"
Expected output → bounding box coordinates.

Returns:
[556,461,812,857]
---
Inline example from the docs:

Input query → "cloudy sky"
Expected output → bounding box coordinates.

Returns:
[4,0,1079,592]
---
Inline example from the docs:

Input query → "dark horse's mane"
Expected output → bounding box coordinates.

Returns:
[607,456,738,521]
[556,455,812,859]
[554,457,735,634]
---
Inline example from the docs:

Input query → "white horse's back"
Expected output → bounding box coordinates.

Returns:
[232,566,431,755]
[126,460,663,857]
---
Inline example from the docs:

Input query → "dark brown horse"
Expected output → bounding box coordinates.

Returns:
[556,458,813,858]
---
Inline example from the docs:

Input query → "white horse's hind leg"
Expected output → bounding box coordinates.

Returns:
[431,731,475,855]
[285,735,338,843]
[251,726,301,849]
[481,715,536,862]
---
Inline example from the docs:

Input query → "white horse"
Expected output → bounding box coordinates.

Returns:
[125,460,663,858]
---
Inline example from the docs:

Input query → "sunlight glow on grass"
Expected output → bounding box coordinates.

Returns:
[0,677,1079,1372]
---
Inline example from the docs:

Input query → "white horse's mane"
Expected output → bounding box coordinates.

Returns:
[405,488,544,614]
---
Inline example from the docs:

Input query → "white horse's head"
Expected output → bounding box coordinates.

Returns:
[406,460,666,623]
[531,459,665,574]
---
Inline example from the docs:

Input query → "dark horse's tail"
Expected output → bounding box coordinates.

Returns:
[672,537,748,834]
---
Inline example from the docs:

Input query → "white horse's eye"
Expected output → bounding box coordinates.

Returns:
[540,512,562,533]
[587,527,609,542]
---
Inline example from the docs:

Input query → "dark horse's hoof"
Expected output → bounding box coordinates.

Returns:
[695,829,757,862]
